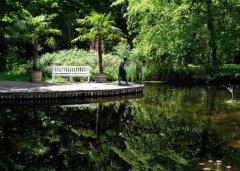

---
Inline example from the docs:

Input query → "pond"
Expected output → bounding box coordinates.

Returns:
[1,83,240,170]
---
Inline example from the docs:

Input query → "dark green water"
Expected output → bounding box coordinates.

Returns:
[1,83,240,170]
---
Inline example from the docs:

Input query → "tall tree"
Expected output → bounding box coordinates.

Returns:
[72,12,123,74]
[125,0,240,76]
[0,0,12,71]
[6,11,61,71]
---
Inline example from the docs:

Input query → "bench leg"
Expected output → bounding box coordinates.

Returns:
[52,76,55,83]
[70,76,73,82]
[88,75,90,82]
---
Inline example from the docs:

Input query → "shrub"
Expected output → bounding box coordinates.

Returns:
[220,64,240,75]
[38,48,122,81]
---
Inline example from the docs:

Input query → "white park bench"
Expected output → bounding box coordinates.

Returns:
[52,66,91,82]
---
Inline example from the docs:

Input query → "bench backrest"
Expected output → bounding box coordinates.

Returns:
[52,66,90,74]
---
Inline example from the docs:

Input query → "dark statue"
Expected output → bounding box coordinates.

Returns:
[118,57,128,85]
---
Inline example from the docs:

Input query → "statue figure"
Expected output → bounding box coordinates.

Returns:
[118,57,128,85]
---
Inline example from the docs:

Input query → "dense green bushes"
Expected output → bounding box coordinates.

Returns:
[166,64,240,85]
[2,46,240,84]
[5,40,239,84]
[38,48,121,81]
[1,46,150,82]
[37,47,153,82]
[220,64,240,76]
[0,71,29,81]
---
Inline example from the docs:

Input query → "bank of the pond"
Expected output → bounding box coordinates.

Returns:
[165,74,240,85]
[0,81,143,100]
[165,65,240,85]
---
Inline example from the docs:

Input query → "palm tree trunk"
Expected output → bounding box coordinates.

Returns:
[32,36,39,71]
[97,35,103,74]
[96,103,102,139]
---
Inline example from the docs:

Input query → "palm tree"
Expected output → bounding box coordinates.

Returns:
[6,12,61,81]
[72,12,123,80]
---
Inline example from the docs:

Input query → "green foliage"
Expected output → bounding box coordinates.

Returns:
[4,52,27,71]
[71,128,96,138]
[0,158,24,171]
[6,11,61,46]
[220,64,240,75]
[126,0,240,80]
[114,42,131,58]
[1,84,240,169]
[113,43,147,81]
[0,71,29,81]
[38,48,121,81]
[72,11,124,73]
[111,0,125,7]
[72,12,122,43]
[5,9,62,71]
[111,84,240,170]
[113,108,190,170]
[1,0,239,83]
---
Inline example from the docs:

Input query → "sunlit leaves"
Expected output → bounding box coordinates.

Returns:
[2,15,13,22]
[6,12,61,47]
[111,0,126,7]
[71,128,97,138]
[47,28,61,35]
[127,0,240,77]
[45,36,56,49]
[72,11,124,73]
[72,12,123,43]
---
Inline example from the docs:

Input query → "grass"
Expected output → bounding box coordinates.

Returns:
[0,71,90,82]
[186,64,240,76]
[220,64,240,75]
[0,71,29,81]
[1,64,240,82]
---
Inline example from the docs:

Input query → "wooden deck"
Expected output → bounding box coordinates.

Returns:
[0,81,143,103]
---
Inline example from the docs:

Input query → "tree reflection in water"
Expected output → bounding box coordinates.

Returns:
[113,84,240,170]
[0,103,129,170]
[1,84,240,170]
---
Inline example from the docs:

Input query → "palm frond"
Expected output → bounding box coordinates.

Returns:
[47,28,62,35]
[107,33,115,40]
[46,14,58,21]
[77,19,86,25]
[45,36,56,49]
[75,27,87,34]
[101,28,108,35]
[71,36,83,43]
[103,13,112,27]
[111,0,126,6]
[82,32,95,40]
[72,12,123,44]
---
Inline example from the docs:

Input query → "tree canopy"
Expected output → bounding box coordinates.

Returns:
[0,0,240,81]
[126,0,240,68]
[72,12,123,74]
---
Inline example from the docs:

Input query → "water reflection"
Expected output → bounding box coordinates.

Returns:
[1,84,240,170]
[113,84,240,170]
[0,102,131,170]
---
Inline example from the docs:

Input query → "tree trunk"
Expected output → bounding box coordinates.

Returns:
[66,22,72,48]
[32,36,39,71]
[97,35,103,74]
[0,52,6,71]
[96,103,102,139]
[206,0,217,67]
[0,33,7,71]
[101,39,105,54]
